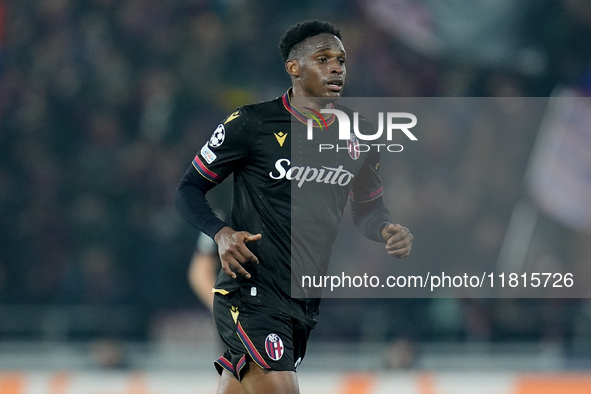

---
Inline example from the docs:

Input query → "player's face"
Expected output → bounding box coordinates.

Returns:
[289,33,346,100]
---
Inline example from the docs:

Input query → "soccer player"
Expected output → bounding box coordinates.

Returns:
[188,234,219,312]
[175,20,413,394]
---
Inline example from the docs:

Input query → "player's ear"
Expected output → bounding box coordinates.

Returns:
[286,59,299,78]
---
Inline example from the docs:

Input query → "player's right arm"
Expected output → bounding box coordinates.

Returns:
[214,227,260,279]
[174,108,261,278]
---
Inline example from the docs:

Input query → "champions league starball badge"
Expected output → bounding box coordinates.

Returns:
[264,333,284,361]
[209,124,226,147]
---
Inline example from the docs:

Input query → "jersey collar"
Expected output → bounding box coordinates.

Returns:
[281,88,336,128]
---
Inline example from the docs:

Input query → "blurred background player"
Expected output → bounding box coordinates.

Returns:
[188,233,219,313]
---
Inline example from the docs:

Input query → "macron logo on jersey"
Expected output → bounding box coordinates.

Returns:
[269,158,354,188]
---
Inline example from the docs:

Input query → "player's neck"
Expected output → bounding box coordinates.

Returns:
[289,88,333,112]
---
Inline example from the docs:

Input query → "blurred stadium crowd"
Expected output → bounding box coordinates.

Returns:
[1,0,591,357]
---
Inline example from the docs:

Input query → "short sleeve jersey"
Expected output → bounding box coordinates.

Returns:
[191,90,384,326]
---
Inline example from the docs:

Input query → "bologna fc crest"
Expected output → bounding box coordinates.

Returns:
[264,333,284,361]
[209,124,225,147]
[347,133,360,160]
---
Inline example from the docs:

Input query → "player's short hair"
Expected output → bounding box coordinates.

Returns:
[278,20,341,62]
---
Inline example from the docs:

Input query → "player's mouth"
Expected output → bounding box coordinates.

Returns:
[326,79,343,92]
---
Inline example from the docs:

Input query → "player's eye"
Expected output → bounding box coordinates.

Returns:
[317,56,327,63]
[338,58,346,65]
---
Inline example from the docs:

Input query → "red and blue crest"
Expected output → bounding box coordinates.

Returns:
[347,133,360,160]
[265,333,284,361]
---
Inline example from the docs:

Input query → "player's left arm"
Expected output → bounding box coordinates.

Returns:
[350,151,413,258]
[380,222,413,258]
[351,197,413,259]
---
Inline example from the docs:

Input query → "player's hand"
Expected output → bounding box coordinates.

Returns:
[214,226,261,279]
[381,223,413,258]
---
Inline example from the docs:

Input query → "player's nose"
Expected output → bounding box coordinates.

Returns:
[330,59,343,74]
